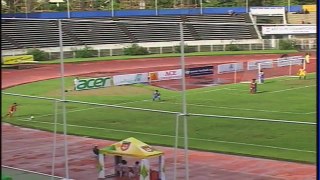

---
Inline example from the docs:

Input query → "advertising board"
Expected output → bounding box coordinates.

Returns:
[185,66,214,76]
[75,77,112,91]
[262,26,316,35]
[218,63,244,74]
[113,73,149,86]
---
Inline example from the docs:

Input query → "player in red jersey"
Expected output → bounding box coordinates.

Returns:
[4,103,18,118]
[250,79,257,94]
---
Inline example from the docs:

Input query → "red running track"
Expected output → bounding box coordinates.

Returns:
[2,53,316,89]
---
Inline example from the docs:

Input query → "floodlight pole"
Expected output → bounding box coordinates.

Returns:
[155,0,158,16]
[67,0,71,18]
[58,19,70,179]
[179,22,189,180]
[200,0,203,15]
[288,0,290,12]
[111,0,114,17]
[246,0,249,13]
[25,0,28,18]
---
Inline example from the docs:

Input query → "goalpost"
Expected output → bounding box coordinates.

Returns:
[244,56,304,84]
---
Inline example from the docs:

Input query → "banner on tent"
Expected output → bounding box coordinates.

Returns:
[277,56,304,67]
[247,60,273,70]
[186,66,214,76]
[113,73,149,86]
[217,63,244,74]
[76,77,112,91]
[98,154,105,178]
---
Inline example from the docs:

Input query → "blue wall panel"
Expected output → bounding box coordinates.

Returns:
[1,6,302,19]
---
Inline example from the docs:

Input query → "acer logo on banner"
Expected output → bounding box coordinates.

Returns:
[76,77,111,91]
[165,71,177,76]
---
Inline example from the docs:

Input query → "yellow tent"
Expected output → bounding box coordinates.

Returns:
[97,137,165,179]
[100,137,163,158]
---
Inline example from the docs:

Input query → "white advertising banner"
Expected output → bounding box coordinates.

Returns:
[250,7,285,15]
[248,60,273,70]
[113,73,149,86]
[277,56,303,67]
[157,69,182,81]
[217,63,244,74]
[262,26,316,35]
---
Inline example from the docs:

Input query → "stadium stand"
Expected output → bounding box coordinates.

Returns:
[185,14,256,40]
[1,14,258,50]
[1,20,76,49]
[287,12,316,24]
[116,16,195,42]
[62,19,132,45]
[1,37,19,50]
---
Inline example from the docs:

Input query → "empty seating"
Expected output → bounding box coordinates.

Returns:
[1,20,77,49]
[1,14,257,50]
[287,12,316,24]
[62,19,132,45]
[1,38,17,50]
[116,16,195,42]
[186,15,254,40]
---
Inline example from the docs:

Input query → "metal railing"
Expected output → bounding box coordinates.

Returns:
[2,38,317,59]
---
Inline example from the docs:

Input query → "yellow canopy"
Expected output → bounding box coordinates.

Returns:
[100,137,163,158]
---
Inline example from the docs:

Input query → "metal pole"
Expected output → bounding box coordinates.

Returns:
[289,59,292,76]
[51,101,58,180]
[200,0,203,15]
[288,0,290,12]
[246,0,249,13]
[234,63,237,84]
[179,22,189,180]
[25,0,28,18]
[58,19,69,179]
[173,114,180,180]
[258,63,262,84]
[111,0,114,17]
[67,0,71,18]
[155,0,158,16]
[183,114,189,180]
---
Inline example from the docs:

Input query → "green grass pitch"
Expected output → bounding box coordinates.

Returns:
[2,74,316,163]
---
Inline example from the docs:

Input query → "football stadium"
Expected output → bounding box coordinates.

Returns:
[1,1,317,180]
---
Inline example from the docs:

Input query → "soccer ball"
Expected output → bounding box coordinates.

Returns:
[30,116,34,119]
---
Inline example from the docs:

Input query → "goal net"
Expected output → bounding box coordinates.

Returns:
[148,56,305,90]
[237,56,304,83]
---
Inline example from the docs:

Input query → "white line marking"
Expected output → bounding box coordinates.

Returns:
[2,165,64,179]
[157,101,314,115]
[265,85,316,94]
